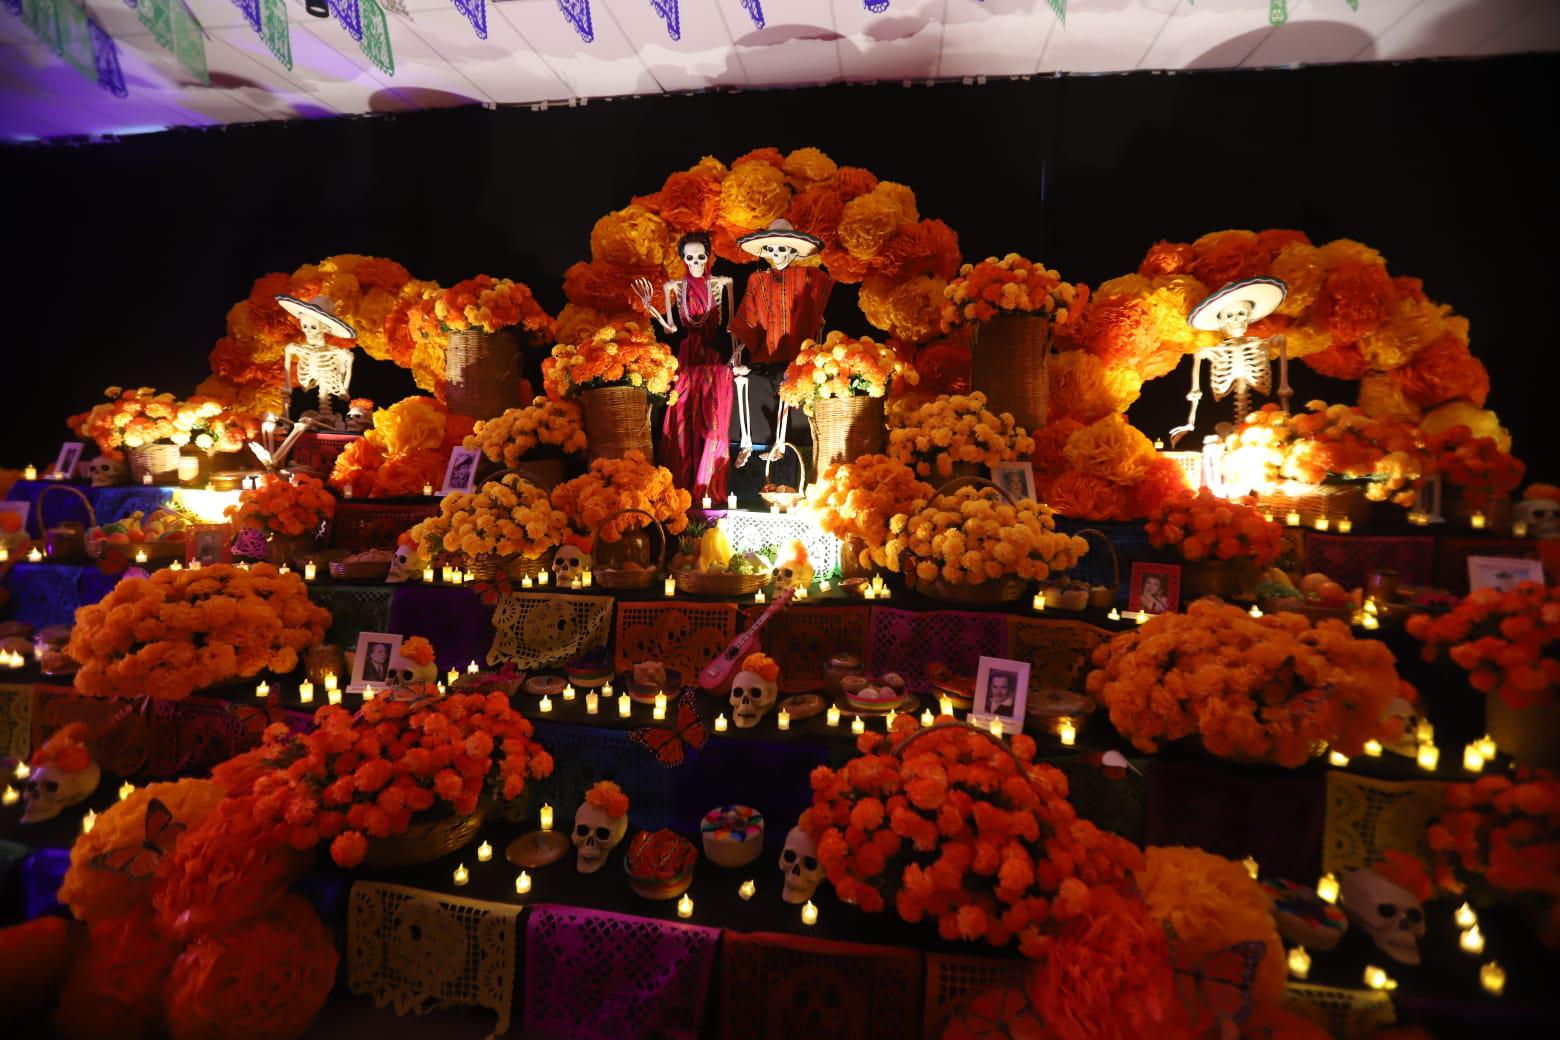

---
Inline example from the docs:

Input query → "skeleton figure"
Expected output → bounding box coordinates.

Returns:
[345,400,375,433]
[730,666,779,729]
[572,797,629,874]
[277,295,358,428]
[86,455,128,488]
[1171,278,1292,448]
[552,545,591,587]
[1517,493,1560,539]
[22,758,102,824]
[779,825,824,904]
[772,541,814,592]
[1340,868,1426,964]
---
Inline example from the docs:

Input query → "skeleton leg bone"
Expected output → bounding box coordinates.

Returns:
[761,402,790,463]
[733,366,753,469]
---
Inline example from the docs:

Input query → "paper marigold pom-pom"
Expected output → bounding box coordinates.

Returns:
[585,780,630,820]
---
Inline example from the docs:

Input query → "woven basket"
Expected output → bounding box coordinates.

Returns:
[902,476,1028,605]
[463,551,554,583]
[581,385,654,461]
[810,395,886,471]
[445,328,523,421]
[971,314,1050,434]
[593,508,666,590]
[759,441,808,509]
[676,569,768,597]
[128,443,181,484]
[267,532,315,568]
[38,484,94,562]
[1070,528,1121,608]
[1256,483,1370,528]
[362,804,487,869]
[508,455,569,490]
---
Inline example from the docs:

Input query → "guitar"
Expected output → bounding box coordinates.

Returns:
[698,587,796,690]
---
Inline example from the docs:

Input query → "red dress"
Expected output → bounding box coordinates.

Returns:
[660,276,732,501]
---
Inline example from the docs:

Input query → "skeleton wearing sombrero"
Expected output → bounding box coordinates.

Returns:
[277,294,358,430]
[730,219,834,465]
[1169,277,1292,448]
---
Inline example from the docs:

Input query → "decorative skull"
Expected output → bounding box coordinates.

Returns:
[386,543,420,584]
[759,241,800,271]
[1516,496,1560,539]
[730,668,779,729]
[553,545,591,587]
[22,759,102,824]
[572,798,629,874]
[1383,697,1421,757]
[1340,868,1425,965]
[86,456,127,488]
[779,825,824,904]
[1216,298,1256,339]
[773,546,814,592]
[345,401,374,432]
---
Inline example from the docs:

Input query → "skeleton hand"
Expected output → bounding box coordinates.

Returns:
[631,277,656,311]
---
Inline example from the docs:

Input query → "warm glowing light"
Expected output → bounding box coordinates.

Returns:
[801,900,818,926]
[851,716,865,735]
[563,684,576,701]
[1470,512,1487,530]
[1135,609,1150,624]
[754,589,765,604]
[1249,604,1263,618]
[1476,734,1497,761]
[701,496,712,509]
[1031,593,1045,612]
[540,803,554,831]
[1106,607,1121,621]
[539,695,553,713]
[11,761,26,782]
[1058,719,1077,747]
[653,692,668,720]
[453,863,469,886]
[1,787,17,806]
[521,574,533,588]
[1314,516,1330,531]
[826,706,841,727]
[515,871,532,895]
[938,695,954,718]
[1363,965,1396,991]
[304,561,317,581]
[324,672,339,692]
[1417,744,1440,772]
[298,680,314,703]
[1463,744,1485,773]
[327,686,342,705]
[81,809,97,833]
[1338,519,1353,534]
[1285,511,1301,527]
[1317,873,1340,904]
[618,694,631,718]
[714,713,728,732]
[26,547,42,562]
[1242,856,1260,880]
[1363,740,1383,757]
[581,569,593,587]
[677,893,694,918]
[920,709,935,727]
[1287,946,1311,979]
[738,879,756,900]
[468,660,480,675]
[1513,520,1529,538]
[664,576,676,596]
[168,559,182,572]
[133,548,149,564]
[118,781,134,801]
[586,692,599,715]
[423,483,434,497]
[537,569,549,586]
[23,465,36,481]
[447,669,459,685]
[1328,750,1349,767]
[1459,925,1485,955]
[1479,961,1505,996]
[1455,903,1477,930]
[776,708,790,731]
[727,494,738,509]
[477,841,493,863]
[989,717,1004,738]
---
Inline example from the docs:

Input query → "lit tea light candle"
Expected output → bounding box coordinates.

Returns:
[819,580,831,593]
[539,694,553,713]
[537,570,549,586]
[133,548,149,565]
[701,496,712,509]
[453,863,469,886]
[1476,734,1497,761]
[324,672,339,693]
[755,589,766,604]
[81,809,96,833]
[653,692,668,720]
[142,472,154,485]
[604,681,614,696]
[664,576,676,596]
[826,706,841,727]
[862,585,875,601]
[1106,607,1121,621]
[989,717,1004,739]
[1058,719,1077,747]
[12,761,27,781]
[441,566,453,584]
[1327,750,1349,767]
[1460,924,1485,955]
[364,684,377,701]
[1032,593,1045,611]
[801,900,818,926]
[618,694,631,718]
[1470,511,1487,530]
[1417,743,1440,772]
[562,684,576,701]
[1,787,17,806]
[1479,961,1506,996]
[422,483,434,497]
[23,465,36,481]
[1287,946,1311,979]
[1262,511,1275,523]
[1242,856,1260,880]
[883,708,895,730]
[118,781,134,800]
[1454,902,1477,930]
[1314,516,1330,531]
[581,569,593,588]
[1317,873,1340,904]
[714,713,728,732]
[328,686,342,705]
[727,493,738,509]
[677,893,694,918]
[920,708,934,727]
[437,682,446,694]
[1338,518,1353,534]
[1463,743,1485,773]
[342,486,353,499]
[795,586,807,600]
[938,695,954,718]
[1363,739,1383,757]
[26,547,42,562]
[738,879,756,900]
[586,692,599,715]
[539,803,554,830]
[521,574,533,589]
[170,558,185,572]
[1135,609,1149,624]
[304,561,317,581]
[298,680,314,703]
[851,716,865,735]
[1249,604,1263,618]
[468,660,480,675]
[477,841,493,863]
[447,668,459,686]
[1153,438,1164,450]
[0,546,7,563]
[1285,511,1301,527]
[1362,965,1395,991]
[464,570,476,584]
[515,871,532,895]
[277,564,290,575]
[1512,520,1529,538]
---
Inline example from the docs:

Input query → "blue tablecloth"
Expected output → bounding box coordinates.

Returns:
[5,480,175,539]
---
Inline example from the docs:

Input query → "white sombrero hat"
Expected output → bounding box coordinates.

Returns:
[737,219,823,259]
[275,295,357,340]
[1187,277,1288,332]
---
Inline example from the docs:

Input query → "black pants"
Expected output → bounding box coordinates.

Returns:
[727,363,811,449]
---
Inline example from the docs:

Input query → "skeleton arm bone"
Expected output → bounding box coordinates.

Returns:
[1274,334,1292,413]
[1169,352,1204,448]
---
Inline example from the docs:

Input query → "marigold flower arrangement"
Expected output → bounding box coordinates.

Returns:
[1087,598,1411,766]
[542,320,679,403]
[406,473,570,561]
[806,455,933,571]
[1219,401,1427,504]
[69,386,257,459]
[1421,425,1526,510]
[464,397,588,468]
[1144,489,1282,566]
[940,254,1088,333]
[802,716,1143,955]
[66,563,332,700]
[894,484,1088,586]
[886,392,1034,479]
[329,395,473,499]
[1407,581,1559,709]
[432,274,556,340]
[550,450,691,543]
[225,472,336,537]
[585,779,630,820]
[778,331,917,410]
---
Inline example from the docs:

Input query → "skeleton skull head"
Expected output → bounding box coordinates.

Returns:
[345,402,373,432]
[553,546,591,587]
[1216,299,1255,339]
[1340,868,1425,965]
[1516,497,1560,539]
[760,242,800,271]
[773,557,814,592]
[779,825,824,904]
[86,456,127,488]
[21,759,101,824]
[681,239,710,279]
[1383,697,1421,757]
[295,312,331,347]
[730,668,779,729]
[387,543,420,584]
[572,798,629,874]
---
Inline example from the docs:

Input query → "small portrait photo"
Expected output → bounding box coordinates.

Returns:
[441,447,480,495]
[972,656,1030,730]
[185,524,232,565]
[990,461,1037,503]
[1467,555,1545,593]
[51,441,84,479]
[351,632,403,692]
[1129,562,1181,615]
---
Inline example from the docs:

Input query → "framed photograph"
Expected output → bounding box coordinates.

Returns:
[1128,562,1181,614]
[185,524,232,565]
[50,441,85,479]
[351,632,403,692]
[990,461,1036,503]
[970,656,1030,731]
[1467,555,1545,593]
[441,447,480,495]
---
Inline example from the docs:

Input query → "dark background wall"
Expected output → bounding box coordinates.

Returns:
[1,53,1553,474]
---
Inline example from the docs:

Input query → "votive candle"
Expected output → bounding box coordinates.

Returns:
[938,695,954,717]
[755,589,765,604]
[1463,744,1485,773]
[422,483,434,497]
[1459,925,1485,955]
[652,692,668,720]
[1135,609,1150,624]
[324,672,339,693]
[702,496,712,509]
[826,706,841,727]
[618,693,631,718]
[563,684,576,701]
[304,561,317,581]
[1287,946,1311,979]
[1328,750,1349,767]
[256,680,270,699]
[539,803,554,831]
[738,879,756,900]
[1476,734,1497,761]
[801,900,818,926]
[134,548,148,565]
[118,781,134,801]
[1363,965,1393,991]
[447,668,459,685]
[586,692,599,715]
[515,871,532,895]
[539,695,553,713]
[26,547,42,562]
[1,786,18,806]
[920,709,934,727]
[468,660,480,675]
[1314,516,1330,531]
[298,680,314,703]
[168,559,182,572]
[677,893,694,918]
[1363,739,1383,757]
[1032,593,1045,611]
[1513,520,1530,538]
[82,809,97,833]
[1479,961,1506,996]
[1285,511,1301,527]
[1317,872,1340,904]
[1470,511,1487,530]
[1242,856,1260,880]
[328,686,342,705]
[23,465,36,481]
[1417,743,1440,772]
[477,841,493,862]
[775,707,790,731]
[1454,902,1477,930]
[664,576,676,596]
[538,569,549,585]
[1249,604,1263,618]
[453,863,469,886]
[521,574,533,589]
[851,716,865,735]
[277,563,290,575]
[1058,719,1077,747]
[1338,518,1354,534]
[1106,607,1121,621]
[581,569,593,587]
[819,580,831,593]
[727,494,737,509]
[714,713,728,732]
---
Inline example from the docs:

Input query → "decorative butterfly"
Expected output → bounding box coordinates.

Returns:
[630,687,708,768]
[88,797,184,879]
[1166,925,1266,1029]
[473,572,515,607]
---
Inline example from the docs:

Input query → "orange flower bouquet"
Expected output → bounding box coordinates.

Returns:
[1220,401,1427,504]
[1144,489,1282,566]
[434,275,556,341]
[66,563,332,700]
[801,716,1144,954]
[940,254,1088,333]
[886,392,1035,479]
[806,455,933,571]
[329,395,467,498]
[550,450,691,543]
[226,472,336,537]
[464,397,588,468]
[1087,598,1411,765]
[406,473,570,561]
[1422,425,1526,511]
[1407,581,1560,709]
[894,483,1088,585]
[778,331,917,411]
[69,386,257,459]
[543,320,679,403]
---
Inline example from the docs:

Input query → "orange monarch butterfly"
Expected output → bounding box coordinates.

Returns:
[1166,925,1266,1029]
[88,797,185,879]
[630,687,708,768]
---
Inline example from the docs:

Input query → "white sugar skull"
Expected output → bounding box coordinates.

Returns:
[779,825,823,904]
[773,556,814,592]
[387,543,420,584]
[573,798,629,874]
[553,545,591,587]
[1517,497,1560,539]
[87,456,127,488]
[1383,697,1421,757]
[730,669,778,729]
[21,759,102,824]
[681,238,710,280]
[760,242,800,271]
[1216,298,1256,339]
[346,402,373,432]
[1340,868,1425,965]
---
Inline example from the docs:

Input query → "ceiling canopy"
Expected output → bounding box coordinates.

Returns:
[2,0,1556,141]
